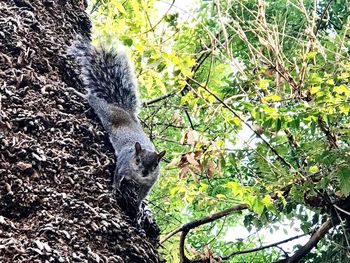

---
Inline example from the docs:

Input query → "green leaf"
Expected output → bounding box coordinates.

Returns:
[308,73,323,85]
[338,167,350,196]
[250,196,265,216]
[306,51,317,59]
[276,118,282,132]
[339,104,350,114]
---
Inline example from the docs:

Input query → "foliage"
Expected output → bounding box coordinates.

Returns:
[88,0,350,262]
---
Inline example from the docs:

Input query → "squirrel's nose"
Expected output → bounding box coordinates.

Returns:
[142,170,148,177]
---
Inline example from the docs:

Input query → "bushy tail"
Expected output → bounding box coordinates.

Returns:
[69,37,139,114]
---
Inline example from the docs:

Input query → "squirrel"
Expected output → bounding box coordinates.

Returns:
[68,38,166,207]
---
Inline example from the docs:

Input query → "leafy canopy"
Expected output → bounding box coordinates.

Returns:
[89,0,350,262]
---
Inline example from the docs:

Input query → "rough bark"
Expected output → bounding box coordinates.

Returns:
[0,0,161,262]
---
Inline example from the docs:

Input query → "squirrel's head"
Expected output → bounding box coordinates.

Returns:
[129,142,166,182]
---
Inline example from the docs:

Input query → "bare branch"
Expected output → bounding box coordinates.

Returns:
[334,204,350,216]
[277,198,350,262]
[161,203,248,245]
[178,204,248,263]
[315,0,334,36]
[279,218,336,263]
[221,232,309,260]
[142,91,176,107]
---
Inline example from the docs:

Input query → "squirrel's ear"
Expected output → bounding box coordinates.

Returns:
[157,151,166,161]
[135,142,142,155]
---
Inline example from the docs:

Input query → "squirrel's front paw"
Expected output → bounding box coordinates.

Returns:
[66,87,88,99]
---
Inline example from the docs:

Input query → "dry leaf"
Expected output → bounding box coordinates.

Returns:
[187,130,199,146]
[194,150,202,158]
[186,153,200,166]
[207,159,215,177]
[179,166,190,179]
[190,168,199,183]
[335,191,344,198]
[171,112,184,125]
[204,246,213,259]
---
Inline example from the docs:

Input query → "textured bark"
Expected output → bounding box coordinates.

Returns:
[0,0,161,262]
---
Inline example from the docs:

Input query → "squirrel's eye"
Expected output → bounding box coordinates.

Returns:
[135,158,141,164]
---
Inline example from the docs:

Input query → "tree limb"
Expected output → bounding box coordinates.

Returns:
[277,198,350,262]
[161,203,248,245]
[178,203,248,263]
[277,218,338,263]
[221,232,309,260]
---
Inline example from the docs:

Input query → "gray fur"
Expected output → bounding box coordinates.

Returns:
[69,38,165,207]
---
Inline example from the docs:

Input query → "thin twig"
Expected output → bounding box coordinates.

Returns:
[334,204,350,216]
[142,91,176,107]
[143,0,176,34]
[315,0,334,36]
[221,232,309,260]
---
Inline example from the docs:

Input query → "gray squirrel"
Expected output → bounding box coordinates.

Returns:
[69,38,166,206]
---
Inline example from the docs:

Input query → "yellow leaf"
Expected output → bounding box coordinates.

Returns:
[334,84,348,94]
[231,117,241,126]
[134,43,144,52]
[113,2,127,15]
[261,94,281,103]
[310,86,320,95]
[309,166,319,173]
[262,195,273,207]
[338,73,350,80]
[226,181,240,190]
[326,79,334,85]
[259,79,270,89]
[199,183,208,192]
[207,95,216,104]
[306,51,317,59]
[216,194,225,199]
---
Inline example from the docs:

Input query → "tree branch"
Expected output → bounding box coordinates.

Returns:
[221,232,309,260]
[178,203,248,263]
[315,0,334,36]
[277,198,350,262]
[278,218,337,263]
[317,116,338,148]
[142,91,176,107]
[161,203,248,245]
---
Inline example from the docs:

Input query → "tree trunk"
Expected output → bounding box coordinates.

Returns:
[0,0,161,262]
